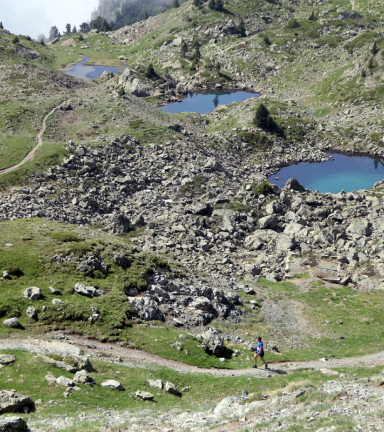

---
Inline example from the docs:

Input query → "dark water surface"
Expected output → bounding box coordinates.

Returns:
[268,153,384,194]
[159,91,260,114]
[64,56,121,79]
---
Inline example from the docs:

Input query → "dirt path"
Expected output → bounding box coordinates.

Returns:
[2,335,384,377]
[0,101,68,177]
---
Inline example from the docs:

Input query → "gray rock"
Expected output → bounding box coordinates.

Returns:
[201,327,225,356]
[104,214,132,234]
[56,376,74,387]
[284,178,306,192]
[74,283,96,297]
[44,372,57,384]
[73,370,94,384]
[0,390,34,414]
[23,286,42,300]
[39,355,78,373]
[3,317,18,328]
[164,381,181,396]
[147,379,163,389]
[135,390,154,400]
[128,296,164,321]
[275,233,296,251]
[248,341,258,351]
[26,306,37,319]
[243,264,261,276]
[52,298,64,305]
[0,354,16,365]
[101,380,124,390]
[346,218,372,237]
[0,417,30,432]
[173,36,183,46]
[258,214,278,229]
[2,271,11,279]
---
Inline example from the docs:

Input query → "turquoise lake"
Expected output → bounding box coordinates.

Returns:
[159,91,260,114]
[64,56,121,79]
[268,153,384,194]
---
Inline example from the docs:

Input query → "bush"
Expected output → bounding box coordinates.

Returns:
[372,41,379,55]
[308,11,318,21]
[145,63,157,78]
[361,69,366,78]
[50,231,84,242]
[287,18,300,28]
[118,87,125,97]
[254,181,276,196]
[238,132,272,149]
[12,36,20,44]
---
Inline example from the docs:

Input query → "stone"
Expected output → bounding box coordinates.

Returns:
[73,370,94,384]
[56,376,75,387]
[2,271,11,279]
[284,178,306,192]
[74,283,97,297]
[0,354,16,365]
[173,36,183,46]
[275,233,296,251]
[147,379,163,389]
[44,372,57,384]
[39,355,78,373]
[164,381,181,397]
[100,380,124,390]
[3,317,18,328]
[135,390,154,400]
[258,214,278,229]
[346,218,372,237]
[0,390,34,414]
[22,286,42,300]
[52,298,64,305]
[128,296,164,321]
[248,341,258,351]
[200,327,224,356]
[0,417,30,432]
[26,306,37,319]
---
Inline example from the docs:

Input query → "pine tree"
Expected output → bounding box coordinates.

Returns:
[181,42,188,57]
[65,23,71,34]
[216,0,224,10]
[238,18,246,37]
[0,22,3,29]
[72,25,77,33]
[144,11,149,20]
[173,0,180,7]
[372,41,379,55]
[208,0,216,9]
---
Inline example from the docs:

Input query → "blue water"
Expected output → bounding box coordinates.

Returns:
[64,56,121,79]
[159,91,260,114]
[268,153,384,194]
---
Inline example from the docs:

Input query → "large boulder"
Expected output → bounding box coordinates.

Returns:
[56,376,74,387]
[0,417,30,432]
[104,214,132,234]
[122,78,154,97]
[346,218,372,237]
[275,233,296,251]
[118,68,136,85]
[3,318,19,328]
[23,287,42,300]
[0,354,16,365]
[73,283,96,297]
[135,390,153,400]
[200,327,225,356]
[73,370,94,384]
[100,380,124,391]
[0,390,34,414]
[258,214,278,229]
[128,296,164,321]
[284,178,306,192]
[164,381,181,397]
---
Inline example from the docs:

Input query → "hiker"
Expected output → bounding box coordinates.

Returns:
[253,336,268,369]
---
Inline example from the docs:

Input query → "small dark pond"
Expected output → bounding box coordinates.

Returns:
[268,153,384,194]
[64,56,121,80]
[159,90,260,114]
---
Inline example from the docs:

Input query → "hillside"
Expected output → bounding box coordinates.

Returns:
[2,0,384,430]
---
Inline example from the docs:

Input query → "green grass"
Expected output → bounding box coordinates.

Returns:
[0,136,36,170]
[0,142,66,191]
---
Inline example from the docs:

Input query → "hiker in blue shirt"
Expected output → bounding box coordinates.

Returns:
[253,336,268,369]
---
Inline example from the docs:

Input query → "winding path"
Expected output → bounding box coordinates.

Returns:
[2,335,384,377]
[0,101,68,177]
